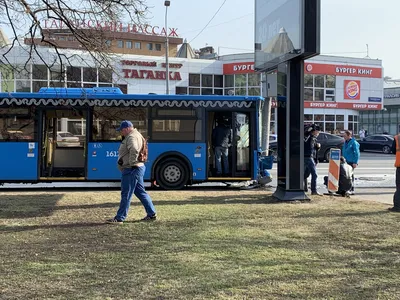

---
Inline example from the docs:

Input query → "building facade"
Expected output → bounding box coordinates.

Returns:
[24,25,183,57]
[0,42,384,135]
[359,84,400,135]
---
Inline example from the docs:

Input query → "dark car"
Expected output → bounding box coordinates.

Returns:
[358,134,394,154]
[269,132,345,162]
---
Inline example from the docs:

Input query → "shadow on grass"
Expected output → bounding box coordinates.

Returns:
[0,194,63,219]
[0,222,108,233]
[50,195,284,212]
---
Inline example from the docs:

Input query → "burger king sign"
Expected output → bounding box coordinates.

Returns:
[344,80,361,100]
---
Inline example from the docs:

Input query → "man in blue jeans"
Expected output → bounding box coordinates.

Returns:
[106,120,156,224]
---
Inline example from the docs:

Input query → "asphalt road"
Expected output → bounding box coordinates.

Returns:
[268,151,397,205]
[269,151,395,179]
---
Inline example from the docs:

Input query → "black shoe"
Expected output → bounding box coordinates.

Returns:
[388,207,400,212]
[106,218,124,225]
[141,214,157,221]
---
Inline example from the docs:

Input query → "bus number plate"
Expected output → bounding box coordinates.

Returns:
[106,151,119,157]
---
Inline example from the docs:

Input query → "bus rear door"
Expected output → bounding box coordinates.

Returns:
[39,108,87,180]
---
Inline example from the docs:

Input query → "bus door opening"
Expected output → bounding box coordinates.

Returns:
[40,109,86,179]
[207,111,251,179]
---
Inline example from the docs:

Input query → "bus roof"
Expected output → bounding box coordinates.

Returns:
[0,87,264,102]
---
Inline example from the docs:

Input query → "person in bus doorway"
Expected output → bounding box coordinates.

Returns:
[212,116,232,176]
[389,133,400,212]
[342,130,360,195]
[304,124,322,196]
[106,120,156,224]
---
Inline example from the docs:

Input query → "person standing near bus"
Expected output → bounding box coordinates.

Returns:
[106,120,156,224]
[212,116,232,176]
[389,133,400,212]
[303,124,322,195]
[342,130,360,195]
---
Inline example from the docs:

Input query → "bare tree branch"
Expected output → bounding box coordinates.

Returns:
[0,0,150,76]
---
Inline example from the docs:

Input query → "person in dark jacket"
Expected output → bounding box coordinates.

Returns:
[304,124,322,195]
[323,156,353,197]
[212,117,232,176]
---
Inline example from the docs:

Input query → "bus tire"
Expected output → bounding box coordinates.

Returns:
[155,158,189,190]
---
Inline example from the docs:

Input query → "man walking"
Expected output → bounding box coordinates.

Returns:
[342,130,360,195]
[106,120,157,224]
[389,133,400,212]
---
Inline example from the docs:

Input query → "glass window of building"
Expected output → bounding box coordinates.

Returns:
[67,66,82,82]
[98,68,112,83]
[304,88,313,101]
[135,42,141,49]
[235,74,247,88]
[117,40,124,48]
[105,40,111,47]
[248,87,260,96]
[201,88,213,95]
[155,44,162,51]
[188,88,200,95]
[126,41,132,49]
[214,75,223,88]
[83,68,97,82]
[15,67,30,80]
[176,86,187,94]
[202,74,213,87]
[248,73,260,86]
[304,74,336,102]
[304,74,313,87]
[224,75,234,88]
[147,43,153,50]
[189,74,200,86]
[16,80,30,92]
[32,65,48,80]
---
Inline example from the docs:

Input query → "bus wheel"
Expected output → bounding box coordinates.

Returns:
[155,158,189,190]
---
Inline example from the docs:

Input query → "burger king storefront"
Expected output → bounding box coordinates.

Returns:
[271,56,384,134]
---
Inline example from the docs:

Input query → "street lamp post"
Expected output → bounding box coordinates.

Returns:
[164,0,170,95]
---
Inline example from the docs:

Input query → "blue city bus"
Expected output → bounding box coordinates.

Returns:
[0,87,265,189]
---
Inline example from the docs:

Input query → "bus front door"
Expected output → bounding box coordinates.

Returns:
[208,111,251,180]
[40,109,87,180]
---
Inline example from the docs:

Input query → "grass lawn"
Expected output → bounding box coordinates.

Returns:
[0,188,400,300]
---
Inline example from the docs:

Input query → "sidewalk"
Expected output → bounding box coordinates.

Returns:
[345,187,394,205]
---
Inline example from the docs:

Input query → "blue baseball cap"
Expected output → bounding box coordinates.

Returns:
[116,120,133,131]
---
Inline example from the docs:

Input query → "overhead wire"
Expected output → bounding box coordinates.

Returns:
[189,0,227,44]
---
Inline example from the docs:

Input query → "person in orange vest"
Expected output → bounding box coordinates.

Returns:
[389,134,400,212]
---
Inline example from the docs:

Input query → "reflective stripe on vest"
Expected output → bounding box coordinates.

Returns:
[395,135,400,167]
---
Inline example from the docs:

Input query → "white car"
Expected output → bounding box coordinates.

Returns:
[56,131,81,147]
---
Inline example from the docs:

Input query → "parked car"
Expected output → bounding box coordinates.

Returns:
[54,131,81,147]
[358,134,394,154]
[269,132,345,162]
